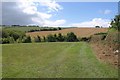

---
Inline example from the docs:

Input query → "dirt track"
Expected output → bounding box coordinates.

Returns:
[26,28,108,37]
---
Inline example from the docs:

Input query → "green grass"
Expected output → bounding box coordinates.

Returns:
[108,28,117,33]
[2,42,118,78]
[3,27,41,32]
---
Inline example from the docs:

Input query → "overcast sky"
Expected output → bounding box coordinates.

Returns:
[2,0,119,27]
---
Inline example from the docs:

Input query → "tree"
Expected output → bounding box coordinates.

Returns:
[42,36,46,42]
[8,37,15,43]
[22,36,31,43]
[95,26,100,28]
[58,27,62,30]
[110,15,120,31]
[34,35,41,42]
[66,32,78,42]
[46,34,56,42]
[2,30,9,38]
[2,38,10,44]
[37,36,41,42]
[16,37,23,43]
[57,33,64,42]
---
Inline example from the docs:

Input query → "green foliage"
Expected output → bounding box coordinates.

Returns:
[2,29,25,41]
[8,37,15,43]
[94,32,107,35]
[2,38,10,44]
[66,32,78,42]
[2,30,9,38]
[80,37,91,42]
[1,29,33,44]
[16,37,23,43]
[46,32,79,42]
[57,33,65,42]
[0,38,2,44]
[46,34,56,42]
[34,35,41,42]
[42,36,46,42]
[22,36,31,43]
[58,27,62,30]
[95,26,100,28]
[110,15,120,31]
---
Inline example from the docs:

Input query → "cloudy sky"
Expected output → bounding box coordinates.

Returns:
[2,0,119,27]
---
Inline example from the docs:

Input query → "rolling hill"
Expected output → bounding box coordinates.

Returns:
[26,28,108,38]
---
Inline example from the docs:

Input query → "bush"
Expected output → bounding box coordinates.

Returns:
[22,36,31,43]
[34,36,41,42]
[46,34,56,42]
[57,33,64,42]
[80,37,91,42]
[95,26,100,28]
[42,36,46,42]
[2,29,25,41]
[2,38,10,44]
[16,37,23,43]
[66,32,78,42]
[110,15,120,31]
[8,37,15,43]
[94,32,107,35]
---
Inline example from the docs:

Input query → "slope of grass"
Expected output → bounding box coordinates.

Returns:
[108,28,117,33]
[3,27,41,32]
[2,42,118,78]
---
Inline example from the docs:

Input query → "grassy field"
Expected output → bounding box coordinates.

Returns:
[3,27,41,32]
[2,42,118,78]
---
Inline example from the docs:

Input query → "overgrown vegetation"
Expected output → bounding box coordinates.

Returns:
[1,29,31,44]
[35,32,79,42]
[1,28,80,44]
[110,15,120,31]
[90,14,120,68]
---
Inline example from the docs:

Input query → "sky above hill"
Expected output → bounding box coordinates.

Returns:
[2,0,119,27]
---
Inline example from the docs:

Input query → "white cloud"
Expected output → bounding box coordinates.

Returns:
[39,1,63,13]
[71,18,110,27]
[43,19,66,27]
[99,9,112,14]
[2,0,65,26]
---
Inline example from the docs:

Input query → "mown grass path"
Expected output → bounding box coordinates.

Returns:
[2,42,118,78]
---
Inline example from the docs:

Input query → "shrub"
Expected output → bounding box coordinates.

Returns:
[110,15,120,31]
[22,36,31,43]
[46,34,56,42]
[66,32,78,42]
[34,36,41,42]
[57,33,64,42]
[2,38,10,44]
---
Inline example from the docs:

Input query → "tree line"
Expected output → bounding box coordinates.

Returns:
[1,29,91,44]
[1,29,77,44]
[27,27,61,32]
[39,32,79,42]
[1,29,31,44]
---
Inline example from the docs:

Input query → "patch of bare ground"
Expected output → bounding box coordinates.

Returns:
[90,32,120,68]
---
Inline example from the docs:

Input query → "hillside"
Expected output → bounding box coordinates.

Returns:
[26,28,108,38]
[90,29,119,68]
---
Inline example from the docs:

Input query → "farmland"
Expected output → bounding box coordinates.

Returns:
[2,42,118,78]
[26,28,108,38]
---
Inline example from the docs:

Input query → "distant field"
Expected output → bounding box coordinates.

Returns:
[26,28,108,38]
[2,42,117,78]
[3,27,41,32]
